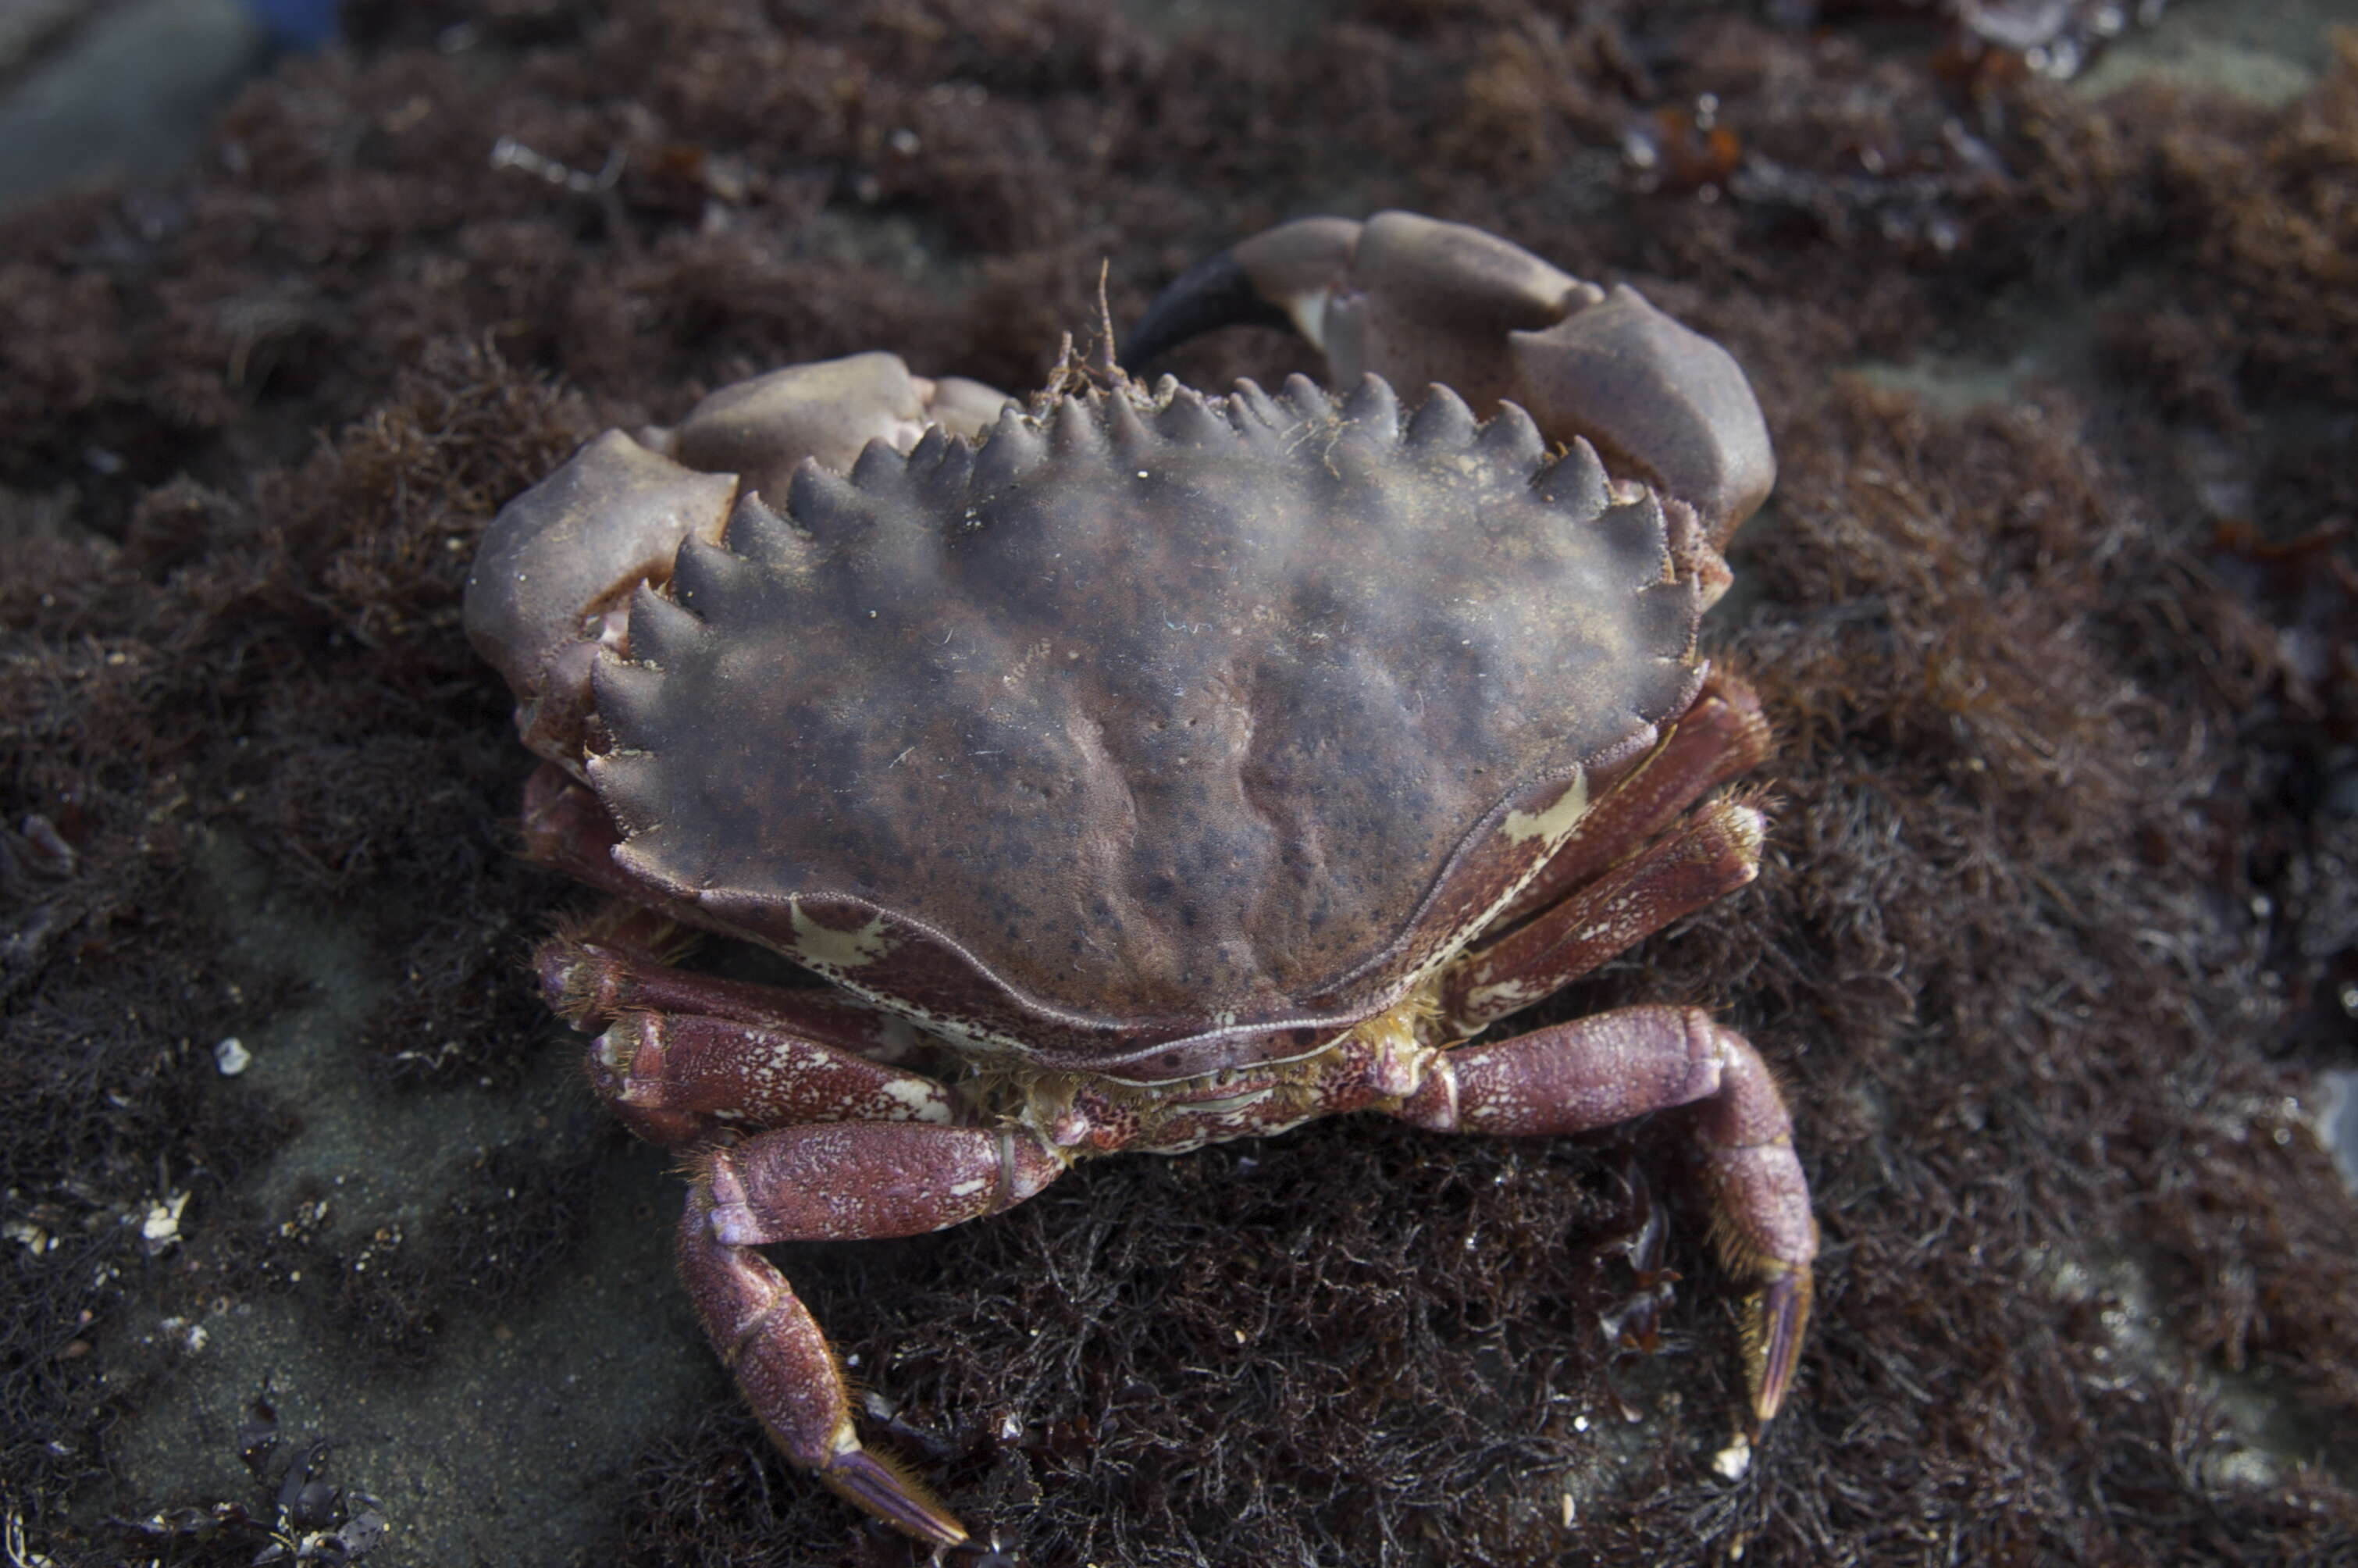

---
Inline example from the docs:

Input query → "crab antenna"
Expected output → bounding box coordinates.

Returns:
[1095,257,1120,379]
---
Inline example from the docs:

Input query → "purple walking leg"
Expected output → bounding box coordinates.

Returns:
[675,1123,1069,1546]
[1394,1004,1815,1420]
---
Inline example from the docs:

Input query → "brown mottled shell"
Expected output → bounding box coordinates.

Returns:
[586,375,1703,1078]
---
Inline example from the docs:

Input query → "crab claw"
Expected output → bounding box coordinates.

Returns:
[1123,210,1774,542]
[465,352,1009,767]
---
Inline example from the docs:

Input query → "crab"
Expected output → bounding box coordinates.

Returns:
[464,211,1814,1547]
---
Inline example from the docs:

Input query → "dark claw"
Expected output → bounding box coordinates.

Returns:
[1115,212,1775,541]
[1122,244,1295,369]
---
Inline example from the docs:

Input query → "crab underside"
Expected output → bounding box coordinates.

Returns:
[465,211,1814,1545]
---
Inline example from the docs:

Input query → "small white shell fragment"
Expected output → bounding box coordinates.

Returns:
[214,1036,251,1075]
[141,1192,191,1250]
[1710,1431,1753,1481]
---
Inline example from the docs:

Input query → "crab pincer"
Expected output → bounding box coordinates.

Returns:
[1124,208,1774,542]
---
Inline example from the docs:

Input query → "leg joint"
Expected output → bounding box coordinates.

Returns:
[1393,1053,1462,1131]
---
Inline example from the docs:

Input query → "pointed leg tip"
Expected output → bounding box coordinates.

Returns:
[1745,1267,1812,1425]
[822,1448,971,1547]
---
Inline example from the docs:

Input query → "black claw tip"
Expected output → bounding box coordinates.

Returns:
[1122,247,1294,369]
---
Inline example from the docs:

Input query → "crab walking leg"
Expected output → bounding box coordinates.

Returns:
[586,1011,956,1147]
[532,928,948,1145]
[536,927,925,1061]
[1393,1007,1815,1420]
[1446,796,1766,1035]
[1493,669,1771,929]
[702,1122,1066,1245]
[676,1124,1067,1544]
[676,1184,970,1546]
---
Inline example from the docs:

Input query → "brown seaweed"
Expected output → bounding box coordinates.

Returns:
[2,3,2353,1564]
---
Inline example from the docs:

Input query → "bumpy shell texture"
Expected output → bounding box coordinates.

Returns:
[587,376,1702,1076]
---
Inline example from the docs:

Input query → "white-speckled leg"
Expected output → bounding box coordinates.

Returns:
[701,1122,1065,1245]
[1441,796,1765,1035]
[586,1010,956,1148]
[1486,668,1771,932]
[532,918,948,1146]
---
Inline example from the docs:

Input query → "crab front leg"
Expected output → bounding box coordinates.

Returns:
[1124,208,1775,543]
[1393,1007,1815,1421]
[681,1124,1068,1547]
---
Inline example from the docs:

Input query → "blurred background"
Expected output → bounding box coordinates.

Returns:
[0,0,337,209]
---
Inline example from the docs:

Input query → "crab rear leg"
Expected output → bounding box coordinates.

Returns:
[1443,794,1767,1036]
[538,920,929,1065]
[1491,668,1772,932]
[680,1124,1068,1545]
[1394,1007,1815,1421]
[532,926,1002,1542]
